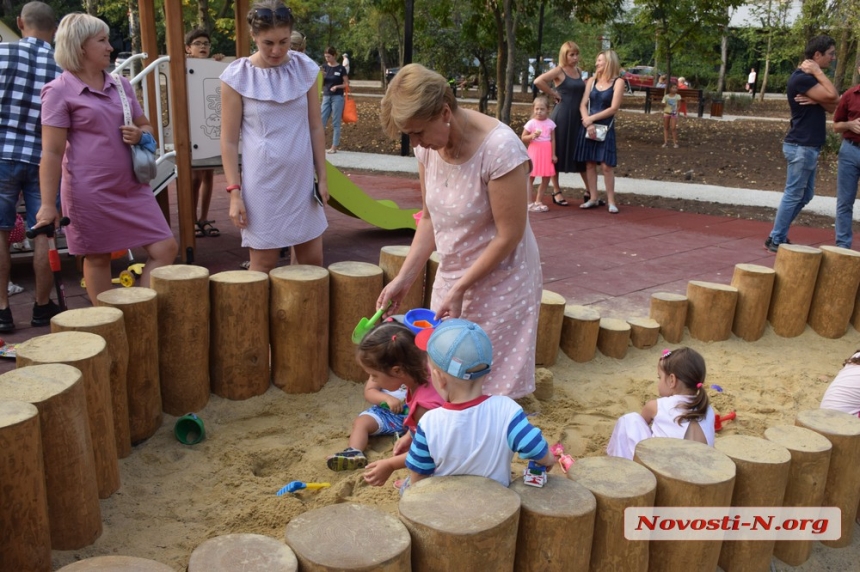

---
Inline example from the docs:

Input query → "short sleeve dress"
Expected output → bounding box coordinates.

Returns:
[575,80,619,167]
[415,123,542,398]
[40,72,173,255]
[550,71,587,173]
[220,52,327,249]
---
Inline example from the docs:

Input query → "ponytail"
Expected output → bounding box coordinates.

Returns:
[660,347,710,424]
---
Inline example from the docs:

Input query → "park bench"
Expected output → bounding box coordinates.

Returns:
[644,87,705,118]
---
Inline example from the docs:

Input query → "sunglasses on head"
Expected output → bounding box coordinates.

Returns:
[252,6,292,24]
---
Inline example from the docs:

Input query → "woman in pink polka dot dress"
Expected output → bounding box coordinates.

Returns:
[220,1,328,272]
[378,64,542,398]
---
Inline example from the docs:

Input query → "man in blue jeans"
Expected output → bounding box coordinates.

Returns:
[765,35,839,253]
[834,66,860,249]
[0,2,63,331]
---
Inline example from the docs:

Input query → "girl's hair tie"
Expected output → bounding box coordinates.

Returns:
[696,383,703,389]
[391,335,397,341]
[661,349,672,359]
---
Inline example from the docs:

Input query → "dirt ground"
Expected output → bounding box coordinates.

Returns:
[341,92,839,230]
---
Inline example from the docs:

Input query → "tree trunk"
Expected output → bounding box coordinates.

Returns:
[717,32,727,96]
[501,0,516,124]
[759,22,774,102]
[834,27,851,92]
[128,0,141,55]
[197,0,212,32]
[493,3,505,121]
[85,0,98,15]
[478,56,490,114]
[217,0,234,19]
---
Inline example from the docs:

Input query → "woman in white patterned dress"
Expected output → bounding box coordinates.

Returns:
[378,64,542,398]
[220,0,328,272]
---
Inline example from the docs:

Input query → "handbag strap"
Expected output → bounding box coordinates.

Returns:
[114,76,133,127]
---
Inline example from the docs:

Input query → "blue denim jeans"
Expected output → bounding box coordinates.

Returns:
[769,143,821,244]
[321,94,344,147]
[0,160,43,229]
[836,140,860,248]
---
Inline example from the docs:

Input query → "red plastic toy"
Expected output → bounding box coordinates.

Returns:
[714,411,736,431]
[550,443,575,473]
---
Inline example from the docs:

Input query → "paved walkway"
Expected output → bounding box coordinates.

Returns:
[0,154,845,370]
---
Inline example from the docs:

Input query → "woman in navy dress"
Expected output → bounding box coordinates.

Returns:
[577,49,625,214]
[534,41,591,206]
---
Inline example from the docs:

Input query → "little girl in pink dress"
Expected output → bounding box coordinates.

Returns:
[521,96,557,212]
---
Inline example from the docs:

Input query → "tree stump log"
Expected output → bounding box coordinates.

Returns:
[715,435,792,572]
[270,265,330,394]
[150,265,211,416]
[97,288,161,444]
[685,281,738,342]
[765,425,833,565]
[626,317,660,349]
[209,271,270,400]
[0,400,50,571]
[597,318,631,359]
[795,408,860,547]
[51,307,131,458]
[536,290,566,366]
[649,292,687,344]
[0,364,100,549]
[560,305,600,363]
[730,263,775,342]
[509,475,596,572]
[189,533,298,571]
[399,475,520,572]
[57,556,173,571]
[17,332,119,499]
[380,245,425,313]
[634,438,736,571]
[424,251,440,309]
[768,244,822,337]
[808,246,860,338]
[568,456,656,572]
[286,503,410,571]
[328,261,383,381]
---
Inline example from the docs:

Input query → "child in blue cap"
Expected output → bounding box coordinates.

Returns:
[405,319,557,488]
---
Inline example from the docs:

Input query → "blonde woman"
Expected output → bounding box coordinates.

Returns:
[577,50,625,213]
[534,41,592,206]
[377,63,542,399]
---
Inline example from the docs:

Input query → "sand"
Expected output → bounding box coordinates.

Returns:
[49,326,860,570]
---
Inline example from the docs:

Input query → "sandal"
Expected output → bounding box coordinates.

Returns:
[551,191,569,207]
[580,200,599,209]
[528,203,549,213]
[196,220,220,238]
[582,192,606,206]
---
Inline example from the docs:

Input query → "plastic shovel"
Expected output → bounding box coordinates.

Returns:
[276,481,331,496]
[351,302,390,344]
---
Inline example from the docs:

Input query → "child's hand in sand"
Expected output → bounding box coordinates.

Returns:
[393,432,413,456]
[364,459,395,486]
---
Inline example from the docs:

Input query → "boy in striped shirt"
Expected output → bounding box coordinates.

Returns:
[405,319,556,488]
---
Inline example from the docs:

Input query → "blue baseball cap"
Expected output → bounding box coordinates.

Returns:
[425,319,492,380]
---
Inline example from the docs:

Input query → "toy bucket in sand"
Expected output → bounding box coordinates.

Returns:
[174,413,206,445]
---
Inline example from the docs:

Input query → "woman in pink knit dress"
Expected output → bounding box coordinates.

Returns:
[378,64,542,398]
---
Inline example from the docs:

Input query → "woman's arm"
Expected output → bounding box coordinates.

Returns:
[580,77,594,125]
[34,125,67,229]
[378,162,436,315]
[434,161,529,320]
[306,81,329,202]
[534,67,563,102]
[219,81,246,227]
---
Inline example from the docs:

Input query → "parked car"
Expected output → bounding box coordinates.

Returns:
[621,66,677,93]
[385,66,400,84]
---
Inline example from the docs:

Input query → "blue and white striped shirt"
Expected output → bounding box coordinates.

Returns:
[0,37,62,165]
[406,395,549,487]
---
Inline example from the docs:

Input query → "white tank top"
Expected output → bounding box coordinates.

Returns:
[651,394,716,446]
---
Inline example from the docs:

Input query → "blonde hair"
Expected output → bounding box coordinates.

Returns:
[290,30,306,52]
[380,63,458,139]
[598,49,621,82]
[54,13,110,73]
[558,41,579,67]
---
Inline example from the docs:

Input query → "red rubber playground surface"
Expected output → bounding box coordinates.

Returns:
[0,171,842,372]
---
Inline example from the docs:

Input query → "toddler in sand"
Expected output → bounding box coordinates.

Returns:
[606,347,715,459]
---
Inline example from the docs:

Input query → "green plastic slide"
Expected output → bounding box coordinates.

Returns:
[325,162,419,230]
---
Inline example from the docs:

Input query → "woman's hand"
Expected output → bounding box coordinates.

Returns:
[119,125,143,145]
[229,194,248,229]
[317,179,330,203]
[435,285,465,320]
[363,459,395,487]
[378,276,412,317]
[33,204,59,231]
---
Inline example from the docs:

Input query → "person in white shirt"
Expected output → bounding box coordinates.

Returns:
[747,68,757,96]
[821,351,860,417]
[342,52,350,75]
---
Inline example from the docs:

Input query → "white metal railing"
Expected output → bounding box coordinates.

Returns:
[111,52,173,166]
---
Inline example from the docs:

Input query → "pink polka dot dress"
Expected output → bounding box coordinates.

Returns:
[220,52,327,249]
[416,123,543,398]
